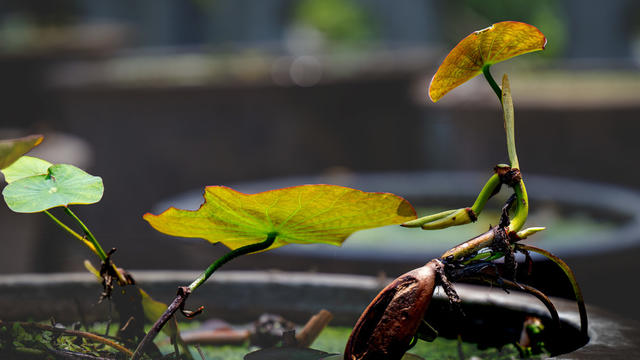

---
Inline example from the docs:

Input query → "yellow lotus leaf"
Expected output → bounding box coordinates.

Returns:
[0,134,43,170]
[144,184,416,251]
[429,21,546,102]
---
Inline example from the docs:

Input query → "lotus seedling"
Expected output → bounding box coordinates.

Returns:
[346,21,587,360]
[132,184,417,358]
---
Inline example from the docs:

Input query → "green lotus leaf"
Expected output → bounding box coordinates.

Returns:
[2,163,103,213]
[1,156,52,183]
[144,184,417,251]
[0,134,43,170]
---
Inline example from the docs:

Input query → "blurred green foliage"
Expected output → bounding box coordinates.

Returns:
[293,0,377,46]
[448,0,566,58]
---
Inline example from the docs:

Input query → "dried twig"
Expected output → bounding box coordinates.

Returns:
[131,286,196,360]
[295,309,334,348]
[194,344,206,360]
[180,328,250,345]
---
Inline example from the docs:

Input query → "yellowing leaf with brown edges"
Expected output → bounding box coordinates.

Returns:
[429,21,546,102]
[144,185,416,251]
[0,134,43,170]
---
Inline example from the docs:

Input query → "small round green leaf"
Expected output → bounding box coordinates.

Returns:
[1,156,52,184]
[2,164,103,213]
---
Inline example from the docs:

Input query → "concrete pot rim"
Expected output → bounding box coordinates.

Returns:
[0,270,637,359]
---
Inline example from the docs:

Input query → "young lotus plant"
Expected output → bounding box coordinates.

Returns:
[132,184,417,358]
[2,155,131,287]
[346,21,588,360]
[2,152,193,359]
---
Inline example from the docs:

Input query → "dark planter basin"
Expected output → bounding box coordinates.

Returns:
[157,171,640,262]
[0,271,638,359]
[155,171,640,322]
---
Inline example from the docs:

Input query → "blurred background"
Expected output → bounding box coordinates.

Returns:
[1,0,640,320]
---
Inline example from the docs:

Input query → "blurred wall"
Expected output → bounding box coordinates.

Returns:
[0,0,638,283]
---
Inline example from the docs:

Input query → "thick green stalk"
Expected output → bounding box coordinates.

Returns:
[440,71,530,263]
[470,173,501,214]
[402,209,456,228]
[43,210,98,256]
[515,243,588,337]
[501,74,519,169]
[441,228,494,261]
[189,232,277,291]
[482,65,502,101]
[500,74,528,232]
[403,174,501,229]
[132,233,278,360]
[509,180,528,233]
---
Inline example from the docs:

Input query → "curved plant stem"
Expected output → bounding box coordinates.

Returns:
[441,228,495,261]
[498,278,560,329]
[460,274,560,329]
[501,75,519,169]
[441,176,528,262]
[482,70,529,233]
[404,173,502,229]
[131,233,278,360]
[44,210,98,256]
[402,209,456,228]
[470,173,501,215]
[63,207,107,261]
[482,65,502,101]
[62,207,127,285]
[189,232,277,292]
[509,181,528,233]
[500,74,528,233]
[515,243,588,337]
